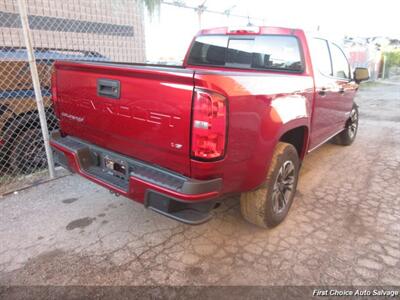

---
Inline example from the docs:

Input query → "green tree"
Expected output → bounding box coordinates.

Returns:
[141,0,161,17]
[383,50,400,78]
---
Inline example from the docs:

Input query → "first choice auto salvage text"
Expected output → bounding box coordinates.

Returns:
[313,289,399,297]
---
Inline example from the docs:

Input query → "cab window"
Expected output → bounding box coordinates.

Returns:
[310,38,332,76]
[188,35,303,72]
[330,43,350,79]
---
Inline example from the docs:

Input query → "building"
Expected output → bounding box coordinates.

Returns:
[0,0,146,63]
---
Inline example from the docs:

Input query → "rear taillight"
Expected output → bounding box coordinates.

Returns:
[51,67,59,117]
[191,89,227,160]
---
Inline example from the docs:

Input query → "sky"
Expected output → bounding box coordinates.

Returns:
[145,0,400,62]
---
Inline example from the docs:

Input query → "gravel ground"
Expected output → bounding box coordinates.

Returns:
[0,82,399,293]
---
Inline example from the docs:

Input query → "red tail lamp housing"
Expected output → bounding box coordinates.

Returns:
[191,89,227,161]
[51,67,59,117]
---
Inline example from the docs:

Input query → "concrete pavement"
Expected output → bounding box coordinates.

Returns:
[0,82,399,287]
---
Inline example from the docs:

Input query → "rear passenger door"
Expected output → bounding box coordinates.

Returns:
[329,42,358,126]
[309,38,339,149]
[309,38,356,150]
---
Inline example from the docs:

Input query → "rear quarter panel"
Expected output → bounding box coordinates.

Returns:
[192,70,314,193]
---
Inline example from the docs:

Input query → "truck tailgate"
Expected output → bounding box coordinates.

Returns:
[54,61,194,176]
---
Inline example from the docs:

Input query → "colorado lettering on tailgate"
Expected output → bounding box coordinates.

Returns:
[65,97,182,128]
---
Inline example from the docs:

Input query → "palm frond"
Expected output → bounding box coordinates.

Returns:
[141,0,161,17]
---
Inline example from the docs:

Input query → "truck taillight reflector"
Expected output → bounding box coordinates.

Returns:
[191,89,227,160]
[51,68,59,117]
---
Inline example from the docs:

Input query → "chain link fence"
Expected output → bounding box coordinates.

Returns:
[0,0,145,194]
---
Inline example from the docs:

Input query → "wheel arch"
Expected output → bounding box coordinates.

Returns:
[278,125,309,160]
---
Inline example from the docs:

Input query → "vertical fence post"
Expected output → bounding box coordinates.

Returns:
[17,0,55,179]
[382,54,386,80]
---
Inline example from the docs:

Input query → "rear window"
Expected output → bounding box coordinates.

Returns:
[187,35,303,72]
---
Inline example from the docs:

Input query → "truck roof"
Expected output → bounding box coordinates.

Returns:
[197,26,302,36]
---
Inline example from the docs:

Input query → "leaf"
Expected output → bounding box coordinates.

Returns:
[141,0,161,18]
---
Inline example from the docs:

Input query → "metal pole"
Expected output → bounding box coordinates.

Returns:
[17,0,55,179]
[197,10,202,29]
[382,54,386,79]
[196,1,206,30]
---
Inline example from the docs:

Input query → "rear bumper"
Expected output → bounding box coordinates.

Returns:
[50,131,222,224]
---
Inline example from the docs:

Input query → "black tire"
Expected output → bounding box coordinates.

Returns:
[333,104,359,146]
[9,128,47,174]
[240,142,300,228]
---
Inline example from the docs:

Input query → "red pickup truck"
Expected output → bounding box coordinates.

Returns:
[50,26,369,228]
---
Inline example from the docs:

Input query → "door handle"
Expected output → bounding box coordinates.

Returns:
[338,87,345,94]
[97,79,120,99]
[317,87,326,96]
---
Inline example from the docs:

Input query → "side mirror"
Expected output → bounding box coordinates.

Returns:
[354,67,369,83]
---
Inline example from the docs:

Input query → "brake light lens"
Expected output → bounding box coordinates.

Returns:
[191,89,227,160]
[50,67,59,117]
[228,26,260,35]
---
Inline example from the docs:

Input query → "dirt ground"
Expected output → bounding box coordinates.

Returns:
[0,82,399,296]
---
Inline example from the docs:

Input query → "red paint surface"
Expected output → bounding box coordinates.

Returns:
[52,27,358,203]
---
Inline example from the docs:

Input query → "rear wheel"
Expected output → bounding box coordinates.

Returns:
[240,142,300,228]
[10,128,47,174]
[333,104,359,146]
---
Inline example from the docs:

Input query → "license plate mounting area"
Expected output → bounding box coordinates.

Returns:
[102,155,128,180]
